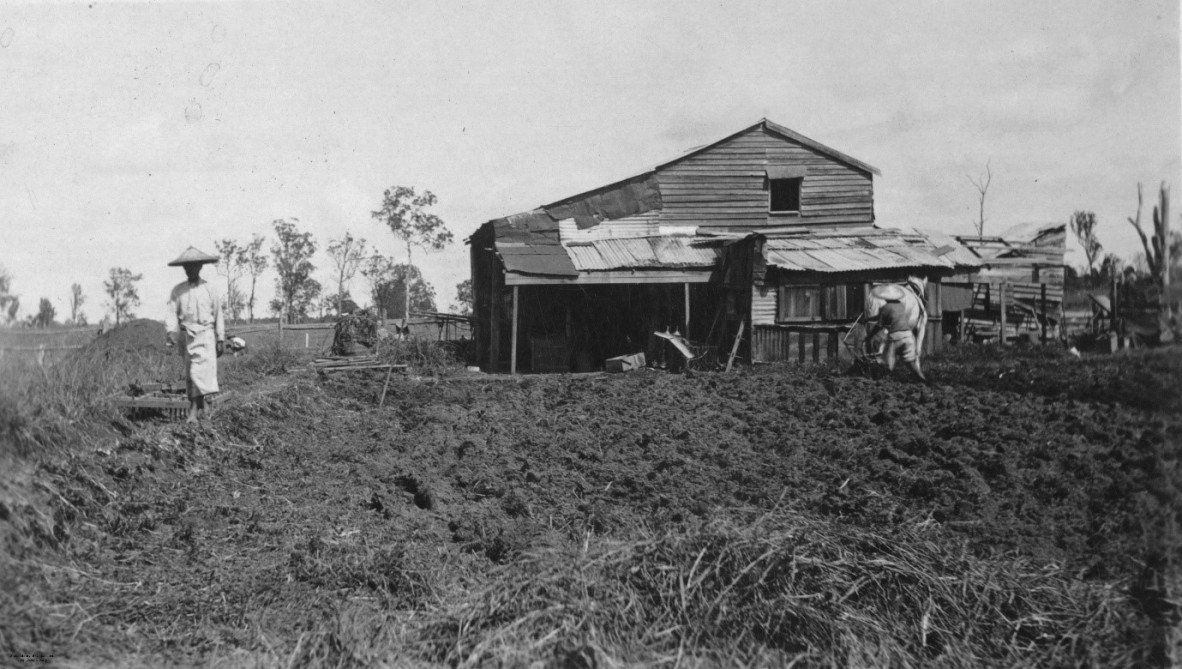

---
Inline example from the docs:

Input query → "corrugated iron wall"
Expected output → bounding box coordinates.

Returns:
[752,286,776,325]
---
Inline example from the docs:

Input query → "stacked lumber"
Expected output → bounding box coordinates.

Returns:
[310,355,407,408]
[311,355,407,373]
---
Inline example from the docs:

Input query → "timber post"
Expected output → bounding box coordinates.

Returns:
[1040,283,1048,344]
[684,283,691,336]
[510,285,519,375]
[1109,272,1119,337]
[999,282,1007,347]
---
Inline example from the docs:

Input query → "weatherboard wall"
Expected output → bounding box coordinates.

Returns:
[654,126,874,228]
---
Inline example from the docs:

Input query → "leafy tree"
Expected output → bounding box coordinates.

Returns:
[326,232,368,316]
[362,256,435,320]
[30,297,55,328]
[269,278,321,322]
[243,234,268,323]
[270,219,319,322]
[0,265,18,325]
[1069,211,1102,281]
[104,267,142,325]
[69,282,86,324]
[371,186,453,323]
[215,239,248,320]
[454,278,473,316]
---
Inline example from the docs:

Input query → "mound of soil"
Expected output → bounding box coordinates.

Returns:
[82,319,168,357]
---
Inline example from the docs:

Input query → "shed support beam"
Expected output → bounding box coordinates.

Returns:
[684,283,691,336]
[511,286,519,375]
[999,282,1007,347]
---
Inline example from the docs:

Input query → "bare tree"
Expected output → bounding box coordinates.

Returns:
[371,186,453,324]
[326,232,368,316]
[1127,182,1173,341]
[967,160,993,237]
[1127,182,1171,280]
[69,282,86,324]
[1069,211,1103,280]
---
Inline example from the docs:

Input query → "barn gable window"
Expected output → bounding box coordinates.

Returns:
[769,178,802,213]
[777,283,863,322]
[766,166,806,214]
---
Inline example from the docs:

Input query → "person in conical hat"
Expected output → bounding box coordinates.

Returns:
[164,247,225,422]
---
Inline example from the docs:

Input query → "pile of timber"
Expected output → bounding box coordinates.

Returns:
[310,355,407,374]
[310,355,407,407]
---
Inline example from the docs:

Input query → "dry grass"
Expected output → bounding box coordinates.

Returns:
[399,511,1138,668]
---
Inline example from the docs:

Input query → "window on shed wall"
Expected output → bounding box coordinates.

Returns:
[769,178,803,213]
[778,283,862,322]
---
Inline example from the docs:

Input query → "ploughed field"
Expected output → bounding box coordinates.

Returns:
[2,343,1179,667]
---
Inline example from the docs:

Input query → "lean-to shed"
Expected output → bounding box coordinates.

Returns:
[941,223,1068,343]
[717,227,979,364]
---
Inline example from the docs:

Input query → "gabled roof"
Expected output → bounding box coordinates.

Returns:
[655,118,881,177]
[537,118,881,213]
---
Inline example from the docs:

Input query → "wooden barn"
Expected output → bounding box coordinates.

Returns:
[467,119,978,373]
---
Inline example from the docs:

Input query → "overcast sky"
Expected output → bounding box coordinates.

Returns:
[2,0,1179,324]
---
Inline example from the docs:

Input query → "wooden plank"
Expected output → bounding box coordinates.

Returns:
[1040,283,1048,343]
[726,319,745,372]
[658,175,761,183]
[659,185,764,194]
[999,282,1008,347]
[316,363,400,372]
[979,257,1067,267]
[503,270,714,286]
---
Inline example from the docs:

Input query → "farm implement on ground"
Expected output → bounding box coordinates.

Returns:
[116,382,230,421]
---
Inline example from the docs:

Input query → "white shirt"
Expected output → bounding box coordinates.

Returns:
[166,279,225,340]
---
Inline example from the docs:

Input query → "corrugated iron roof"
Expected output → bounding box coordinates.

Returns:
[564,236,720,271]
[762,228,978,274]
[495,242,579,277]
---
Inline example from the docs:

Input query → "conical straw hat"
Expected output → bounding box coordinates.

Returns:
[167,246,219,266]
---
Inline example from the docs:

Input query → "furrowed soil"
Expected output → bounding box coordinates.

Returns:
[2,346,1179,666]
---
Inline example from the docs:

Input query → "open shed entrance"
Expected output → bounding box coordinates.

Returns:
[485,282,723,373]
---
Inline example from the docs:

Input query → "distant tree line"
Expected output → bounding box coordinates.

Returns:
[0,181,481,329]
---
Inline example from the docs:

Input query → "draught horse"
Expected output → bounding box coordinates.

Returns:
[863,276,929,368]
